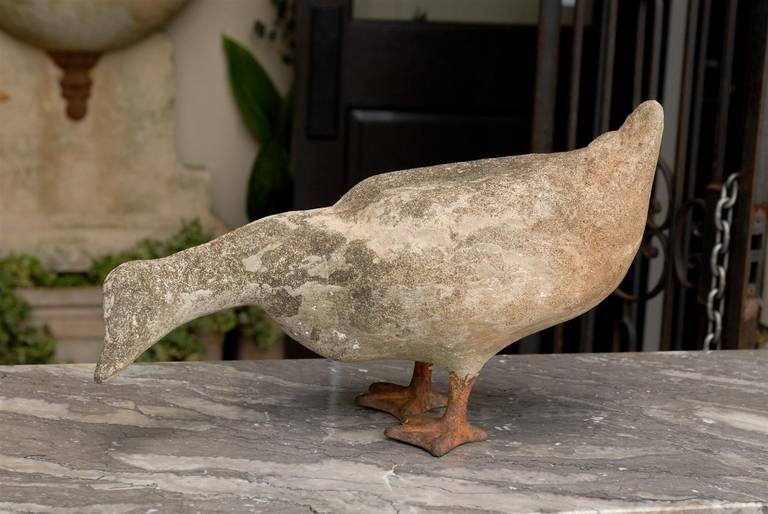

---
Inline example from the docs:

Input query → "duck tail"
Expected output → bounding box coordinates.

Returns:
[587,100,664,160]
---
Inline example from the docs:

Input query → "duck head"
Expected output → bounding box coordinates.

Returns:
[94,244,258,383]
[94,260,175,383]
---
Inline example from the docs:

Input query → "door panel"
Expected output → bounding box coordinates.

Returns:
[292,0,554,211]
[347,110,528,186]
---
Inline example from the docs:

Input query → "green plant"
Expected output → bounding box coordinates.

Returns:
[253,0,296,65]
[0,258,55,364]
[87,220,210,283]
[240,305,281,350]
[223,30,293,221]
[137,325,206,363]
[0,220,281,365]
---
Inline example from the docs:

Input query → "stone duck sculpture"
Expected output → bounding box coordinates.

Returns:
[95,101,663,456]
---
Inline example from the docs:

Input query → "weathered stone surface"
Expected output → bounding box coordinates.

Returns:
[0,30,224,270]
[96,101,663,382]
[1,352,767,512]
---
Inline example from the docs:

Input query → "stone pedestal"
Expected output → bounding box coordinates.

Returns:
[0,30,224,270]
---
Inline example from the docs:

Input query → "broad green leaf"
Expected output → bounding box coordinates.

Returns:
[222,35,282,143]
[247,139,292,221]
[276,85,294,150]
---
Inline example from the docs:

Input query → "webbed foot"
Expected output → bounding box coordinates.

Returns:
[355,362,447,420]
[383,372,487,456]
[385,414,487,457]
[356,383,447,420]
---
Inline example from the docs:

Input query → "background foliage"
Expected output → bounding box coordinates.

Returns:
[223,1,295,222]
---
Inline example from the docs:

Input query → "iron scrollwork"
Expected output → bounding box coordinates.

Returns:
[613,157,673,302]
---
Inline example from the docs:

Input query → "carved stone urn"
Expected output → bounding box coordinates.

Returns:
[0,0,224,270]
[0,0,189,119]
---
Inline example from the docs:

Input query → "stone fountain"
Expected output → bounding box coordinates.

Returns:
[0,0,224,270]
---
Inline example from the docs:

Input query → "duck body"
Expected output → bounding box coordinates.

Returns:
[95,101,663,456]
[243,145,649,376]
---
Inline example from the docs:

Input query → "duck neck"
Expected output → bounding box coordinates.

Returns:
[154,225,272,328]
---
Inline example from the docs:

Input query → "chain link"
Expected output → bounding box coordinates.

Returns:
[703,172,740,351]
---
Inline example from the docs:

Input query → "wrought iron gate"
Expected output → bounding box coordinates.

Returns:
[530,0,768,353]
[291,0,768,356]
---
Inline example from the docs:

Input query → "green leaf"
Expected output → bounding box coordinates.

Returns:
[162,219,211,255]
[0,254,58,288]
[222,35,282,143]
[239,306,281,350]
[138,324,205,362]
[276,85,293,150]
[247,139,292,221]
[195,310,238,334]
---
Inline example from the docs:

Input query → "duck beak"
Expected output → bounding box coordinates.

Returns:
[93,343,125,383]
[93,332,137,383]
[93,359,117,384]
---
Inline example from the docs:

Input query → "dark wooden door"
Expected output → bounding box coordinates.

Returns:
[288,1,547,357]
[288,0,768,356]
[292,0,544,210]
[288,0,595,357]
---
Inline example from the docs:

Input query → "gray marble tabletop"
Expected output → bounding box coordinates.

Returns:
[0,351,766,513]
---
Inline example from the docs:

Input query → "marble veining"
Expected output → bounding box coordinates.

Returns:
[0,351,766,513]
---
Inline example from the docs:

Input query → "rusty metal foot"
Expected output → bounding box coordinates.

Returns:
[355,362,447,420]
[384,372,487,457]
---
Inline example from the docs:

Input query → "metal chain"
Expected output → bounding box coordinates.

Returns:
[703,172,740,351]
